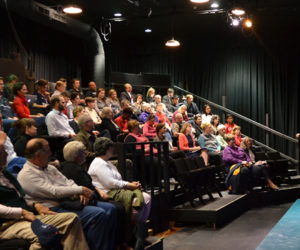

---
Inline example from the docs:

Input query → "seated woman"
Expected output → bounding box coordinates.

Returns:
[132,94,144,117]
[84,97,102,127]
[69,106,85,134]
[61,141,130,248]
[12,118,37,157]
[145,87,155,103]
[51,80,66,97]
[232,125,242,146]
[99,107,121,141]
[201,104,213,124]
[34,79,50,109]
[198,123,222,165]
[155,103,171,128]
[210,114,220,135]
[88,137,151,248]
[139,103,158,124]
[95,88,108,112]
[106,89,121,115]
[191,114,203,139]
[178,122,209,166]
[216,124,227,150]
[222,134,278,192]
[115,107,133,133]
[172,105,189,123]
[142,114,157,138]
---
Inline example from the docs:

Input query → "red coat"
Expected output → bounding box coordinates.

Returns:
[12,94,31,118]
[178,133,196,151]
[225,123,236,134]
[115,116,128,131]
[156,112,171,126]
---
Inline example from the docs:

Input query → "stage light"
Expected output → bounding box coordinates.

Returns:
[244,19,253,28]
[190,0,210,3]
[165,38,180,47]
[114,13,122,17]
[231,8,245,16]
[63,5,82,14]
[145,28,152,33]
[232,19,239,26]
[211,3,219,8]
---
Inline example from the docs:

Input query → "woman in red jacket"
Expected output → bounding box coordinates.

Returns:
[178,122,209,166]
[12,83,44,119]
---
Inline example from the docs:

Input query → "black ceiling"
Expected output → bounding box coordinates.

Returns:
[33,0,300,40]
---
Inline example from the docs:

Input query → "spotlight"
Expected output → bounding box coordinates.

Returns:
[211,3,219,8]
[114,13,122,17]
[190,0,210,3]
[145,28,152,33]
[63,5,82,14]
[232,19,239,26]
[244,19,253,28]
[231,8,245,16]
[165,38,180,47]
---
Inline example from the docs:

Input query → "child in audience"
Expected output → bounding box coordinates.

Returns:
[225,114,237,134]
[201,104,213,123]
[232,125,242,146]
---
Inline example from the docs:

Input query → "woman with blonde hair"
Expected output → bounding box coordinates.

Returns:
[178,122,209,165]
[146,87,155,103]
[172,105,189,122]
[232,125,242,146]
[106,89,121,115]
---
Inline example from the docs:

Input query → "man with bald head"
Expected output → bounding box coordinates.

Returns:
[120,83,135,104]
[0,134,89,250]
[18,138,117,250]
[171,113,185,137]
[85,81,97,98]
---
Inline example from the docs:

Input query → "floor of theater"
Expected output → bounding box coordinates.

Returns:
[162,202,292,250]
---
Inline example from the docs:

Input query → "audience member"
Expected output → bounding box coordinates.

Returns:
[225,114,236,134]
[167,95,180,113]
[232,125,242,146]
[45,95,75,138]
[156,103,171,128]
[201,104,213,124]
[162,88,174,109]
[120,83,135,104]
[51,80,66,97]
[143,113,157,138]
[132,94,144,116]
[12,83,44,118]
[0,137,89,250]
[3,74,18,101]
[210,114,220,135]
[146,87,155,103]
[190,114,203,139]
[171,113,185,137]
[216,124,227,150]
[240,137,256,162]
[222,134,278,192]
[115,107,133,133]
[61,91,71,117]
[106,89,121,115]
[151,95,172,117]
[178,122,209,165]
[139,103,158,124]
[172,105,188,122]
[95,88,107,112]
[69,106,85,134]
[69,78,85,103]
[17,138,117,250]
[85,81,97,97]
[84,97,102,125]
[184,94,200,118]
[34,79,50,108]
[67,92,81,119]
[114,99,131,119]
[99,107,121,141]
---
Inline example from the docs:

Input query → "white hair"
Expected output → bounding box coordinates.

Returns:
[63,141,85,162]
[142,103,150,111]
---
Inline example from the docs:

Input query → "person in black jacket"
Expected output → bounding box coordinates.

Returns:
[183,94,200,118]
[99,107,121,141]
[120,83,135,104]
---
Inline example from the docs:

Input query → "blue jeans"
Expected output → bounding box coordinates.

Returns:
[52,201,117,250]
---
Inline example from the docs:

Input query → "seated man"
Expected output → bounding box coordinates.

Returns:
[171,113,185,137]
[0,133,88,250]
[85,81,97,98]
[67,92,81,119]
[183,94,200,118]
[33,79,50,109]
[151,95,172,118]
[45,95,76,138]
[162,88,174,109]
[120,83,135,104]
[167,95,180,113]
[69,78,85,104]
[17,138,117,250]
[115,107,133,133]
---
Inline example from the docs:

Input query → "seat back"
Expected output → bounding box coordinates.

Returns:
[254,151,267,161]
[266,151,282,160]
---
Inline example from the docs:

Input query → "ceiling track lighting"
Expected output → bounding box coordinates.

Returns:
[190,0,210,3]
[63,4,82,14]
[231,8,245,16]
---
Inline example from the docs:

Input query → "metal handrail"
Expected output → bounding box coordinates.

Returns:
[174,85,298,144]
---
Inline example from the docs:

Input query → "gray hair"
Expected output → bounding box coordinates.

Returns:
[101,107,113,119]
[63,141,85,162]
[154,95,161,99]
[77,114,93,130]
[141,103,150,112]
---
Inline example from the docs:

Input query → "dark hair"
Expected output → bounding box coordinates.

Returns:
[61,91,71,98]
[156,123,165,134]
[85,97,95,104]
[0,76,3,81]
[70,91,79,101]
[121,99,130,108]
[203,104,212,115]
[7,74,18,83]
[127,120,140,132]
[94,137,114,157]
[72,78,80,85]
[210,115,220,125]
[25,138,48,159]
[12,118,36,136]
[58,77,67,83]
[226,114,233,120]
[194,114,202,121]
[122,107,133,116]
[172,95,179,100]
[37,79,48,87]
[147,113,155,121]
[136,94,143,100]
[12,82,26,96]
[50,95,61,107]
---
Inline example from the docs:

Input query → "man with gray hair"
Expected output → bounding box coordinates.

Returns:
[171,112,185,137]
[151,94,172,118]
[162,87,174,109]
[17,138,117,250]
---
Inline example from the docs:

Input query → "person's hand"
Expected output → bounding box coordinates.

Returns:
[34,203,56,216]
[22,209,36,222]
[37,113,44,117]
[172,147,178,151]
[126,182,141,190]
[92,131,100,136]
[81,186,93,199]
[79,194,90,205]
[0,131,7,145]
[69,134,76,138]
[96,188,110,201]
[241,161,248,165]
[215,150,220,153]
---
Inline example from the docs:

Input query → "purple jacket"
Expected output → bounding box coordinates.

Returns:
[222,145,251,166]
[138,112,158,124]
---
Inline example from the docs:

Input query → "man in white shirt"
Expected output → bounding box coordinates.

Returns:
[46,95,76,138]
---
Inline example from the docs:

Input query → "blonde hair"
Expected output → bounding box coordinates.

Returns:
[180,122,192,134]
[186,94,193,99]
[101,107,113,119]
[201,122,212,130]
[179,105,187,111]
[240,137,252,150]
[63,141,85,162]
[232,126,241,135]
[128,120,140,132]
[146,87,155,97]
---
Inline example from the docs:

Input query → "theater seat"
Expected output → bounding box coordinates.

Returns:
[0,239,30,250]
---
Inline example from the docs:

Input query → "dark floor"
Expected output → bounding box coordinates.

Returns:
[164,203,292,250]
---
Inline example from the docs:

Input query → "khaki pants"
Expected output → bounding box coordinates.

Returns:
[0,212,89,250]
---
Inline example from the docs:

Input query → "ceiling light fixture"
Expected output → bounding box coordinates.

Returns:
[211,3,219,8]
[114,13,122,17]
[190,0,210,3]
[165,38,180,47]
[232,19,240,26]
[231,8,245,16]
[145,28,152,33]
[244,19,253,28]
[63,5,82,14]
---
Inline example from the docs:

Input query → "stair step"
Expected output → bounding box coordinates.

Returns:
[145,237,163,250]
